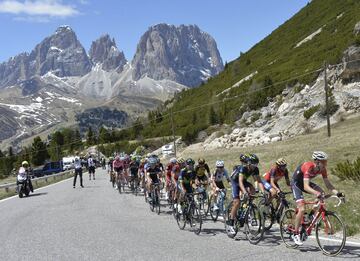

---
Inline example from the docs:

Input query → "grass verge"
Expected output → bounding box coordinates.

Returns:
[181,115,360,236]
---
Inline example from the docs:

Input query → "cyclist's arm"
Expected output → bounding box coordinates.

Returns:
[303,179,321,196]
[270,176,281,193]
[323,177,338,195]
[253,175,265,193]
[285,169,291,187]
[239,174,247,194]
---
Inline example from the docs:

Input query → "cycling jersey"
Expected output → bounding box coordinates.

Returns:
[147,166,161,183]
[113,159,124,172]
[129,161,139,176]
[195,164,210,177]
[108,160,114,171]
[263,166,289,182]
[292,162,327,185]
[172,164,181,181]
[166,163,175,177]
[212,169,229,190]
[179,168,196,193]
[212,169,229,182]
[231,165,259,183]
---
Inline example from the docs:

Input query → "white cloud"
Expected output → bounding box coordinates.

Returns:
[0,0,79,17]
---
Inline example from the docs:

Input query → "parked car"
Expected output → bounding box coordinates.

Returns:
[30,161,63,178]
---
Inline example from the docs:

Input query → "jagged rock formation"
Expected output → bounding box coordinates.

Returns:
[132,24,223,87]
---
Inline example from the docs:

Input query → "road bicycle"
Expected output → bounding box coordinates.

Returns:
[258,191,293,231]
[175,192,202,235]
[224,193,265,244]
[149,182,161,214]
[195,183,209,217]
[280,194,346,256]
[208,188,229,222]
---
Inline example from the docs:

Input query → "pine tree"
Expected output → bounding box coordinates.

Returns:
[31,136,49,166]
[209,106,218,125]
[87,127,94,146]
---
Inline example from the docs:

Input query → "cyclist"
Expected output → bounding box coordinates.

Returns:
[211,160,231,211]
[108,157,114,182]
[195,158,211,179]
[291,151,343,246]
[165,158,177,199]
[177,158,196,213]
[113,156,124,189]
[146,157,162,201]
[261,158,291,202]
[172,157,185,207]
[129,156,140,190]
[139,158,147,191]
[228,153,264,234]
[88,155,96,180]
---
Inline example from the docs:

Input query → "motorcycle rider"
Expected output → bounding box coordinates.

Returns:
[17,161,33,193]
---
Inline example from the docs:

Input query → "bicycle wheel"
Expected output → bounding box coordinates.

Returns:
[279,208,298,249]
[244,204,265,244]
[209,194,219,222]
[316,211,346,256]
[258,198,274,231]
[176,201,186,230]
[223,202,238,238]
[190,205,202,235]
[149,191,155,212]
[117,180,122,194]
[156,189,161,215]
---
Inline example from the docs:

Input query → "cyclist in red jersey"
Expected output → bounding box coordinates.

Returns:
[171,157,185,206]
[165,158,177,199]
[291,151,343,245]
[261,158,291,198]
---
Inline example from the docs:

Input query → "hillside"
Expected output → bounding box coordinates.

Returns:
[138,0,360,140]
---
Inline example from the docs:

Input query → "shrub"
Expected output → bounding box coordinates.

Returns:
[332,157,360,181]
[303,104,320,119]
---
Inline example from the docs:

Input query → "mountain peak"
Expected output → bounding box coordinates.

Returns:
[89,34,127,72]
[55,25,73,34]
[132,23,223,87]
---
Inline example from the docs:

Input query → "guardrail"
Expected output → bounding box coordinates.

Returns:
[0,170,75,193]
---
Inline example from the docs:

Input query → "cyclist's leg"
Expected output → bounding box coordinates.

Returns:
[230,180,240,224]
[292,183,305,234]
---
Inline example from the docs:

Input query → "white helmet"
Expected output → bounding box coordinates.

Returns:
[170,158,177,164]
[312,151,328,161]
[216,160,224,168]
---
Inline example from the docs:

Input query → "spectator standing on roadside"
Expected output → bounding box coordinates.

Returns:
[88,155,96,180]
[73,156,84,188]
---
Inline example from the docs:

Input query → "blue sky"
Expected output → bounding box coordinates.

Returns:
[0,0,310,63]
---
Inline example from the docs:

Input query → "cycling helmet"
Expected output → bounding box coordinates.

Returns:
[131,156,136,161]
[148,157,157,166]
[216,160,224,168]
[21,161,29,167]
[248,154,259,164]
[312,151,328,161]
[198,158,205,164]
[239,154,248,163]
[115,156,120,161]
[109,157,114,161]
[119,156,125,161]
[177,157,185,164]
[170,158,177,164]
[186,158,195,165]
[276,158,287,167]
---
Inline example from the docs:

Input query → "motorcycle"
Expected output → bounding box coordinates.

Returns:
[16,174,31,198]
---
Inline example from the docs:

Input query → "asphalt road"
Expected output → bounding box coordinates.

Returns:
[0,168,359,261]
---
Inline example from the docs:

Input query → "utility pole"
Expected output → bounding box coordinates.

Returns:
[324,61,331,137]
[170,108,177,157]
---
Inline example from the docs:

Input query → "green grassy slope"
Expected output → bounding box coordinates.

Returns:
[140,0,360,141]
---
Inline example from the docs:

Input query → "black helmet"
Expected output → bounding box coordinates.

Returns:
[186,158,195,165]
[248,154,259,164]
[239,153,249,163]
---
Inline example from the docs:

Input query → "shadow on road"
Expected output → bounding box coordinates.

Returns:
[28,192,48,197]
[200,228,226,237]
[338,245,360,259]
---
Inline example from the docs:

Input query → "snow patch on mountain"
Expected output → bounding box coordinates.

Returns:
[295,27,324,48]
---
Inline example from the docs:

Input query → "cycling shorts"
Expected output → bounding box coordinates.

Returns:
[231,180,252,199]
[292,181,323,203]
[114,167,123,173]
